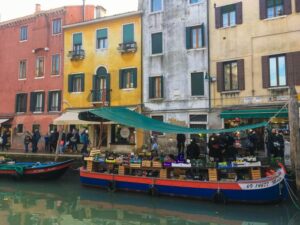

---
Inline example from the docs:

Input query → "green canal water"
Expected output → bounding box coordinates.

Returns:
[0,170,299,225]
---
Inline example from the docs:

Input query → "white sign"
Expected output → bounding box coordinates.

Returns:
[120,127,130,138]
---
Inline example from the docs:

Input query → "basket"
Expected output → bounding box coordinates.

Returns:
[142,160,152,167]
[152,161,162,168]
[130,163,141,168]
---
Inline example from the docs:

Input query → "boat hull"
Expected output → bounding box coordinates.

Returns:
[80,168,286,203]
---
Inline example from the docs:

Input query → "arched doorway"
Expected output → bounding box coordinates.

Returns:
[92,66,110,105]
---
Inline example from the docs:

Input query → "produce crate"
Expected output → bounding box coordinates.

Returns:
[251,168,261,180]
[152,161,162,168]
[142,160,152,167]
[86,160,94,172]
[130,163,141,168]
[118,165,125,175]
[208,168,218,182]
[160,169,168,179]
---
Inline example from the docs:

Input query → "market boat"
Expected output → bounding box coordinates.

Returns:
[0,158,74,179]
[80,155,287,204]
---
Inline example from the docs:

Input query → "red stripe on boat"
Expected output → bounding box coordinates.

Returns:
[24,163,71,175]
[114,175,153,185]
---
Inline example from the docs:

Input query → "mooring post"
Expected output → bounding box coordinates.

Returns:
[288,87,300,191]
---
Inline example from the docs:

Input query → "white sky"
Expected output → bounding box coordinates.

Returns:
[0,0,138,22]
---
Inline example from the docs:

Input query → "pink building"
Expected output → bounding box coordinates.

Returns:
[0,4,96,150]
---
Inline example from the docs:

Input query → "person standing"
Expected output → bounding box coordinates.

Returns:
[277,130,285,158]
[1,130,9,151]
[24,131,32,153]
[186,138,200,159]
[32,129,41,153]
[248,130,258,156]
[81,129,90,154]
[176,133,186,156]
[70,129,80,153]
[44,132,50,152]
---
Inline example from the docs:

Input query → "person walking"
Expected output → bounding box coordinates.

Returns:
[24,131,32,153]
[32,129,41,153]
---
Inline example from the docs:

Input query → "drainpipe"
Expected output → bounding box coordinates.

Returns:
[207,0,211,112]
[82,0,85,22]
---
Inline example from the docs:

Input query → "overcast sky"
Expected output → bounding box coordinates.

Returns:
[0,0,138,22]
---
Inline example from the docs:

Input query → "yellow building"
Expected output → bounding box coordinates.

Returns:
[209,0,300,134]
[63,11,143,152]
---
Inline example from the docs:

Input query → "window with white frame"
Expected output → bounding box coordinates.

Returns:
[51,54,60,75]
[189,114,207,140]
[48,91,61,112]
[35,57,44,77]
[20,26,28,41]
[19,60,27,79]
[30,92,44,112]
[269,55,286,87]
[52,18,62,34]
[151,0,162,12]
[96,28,108,49]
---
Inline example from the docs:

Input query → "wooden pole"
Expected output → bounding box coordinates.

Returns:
[288,87,300,191]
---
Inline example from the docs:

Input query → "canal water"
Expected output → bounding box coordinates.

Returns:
[0,170,299,225]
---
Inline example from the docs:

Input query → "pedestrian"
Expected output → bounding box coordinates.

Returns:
[49,130,56,153]
[32,129,41,153]
[248,130,258,156]
[70,129,80,153]
[277,130,285,158]
[24,131,32,153]
[186,138,200,159]
[1,130,9,151]
[208,133,222,161]
[44,132,50,152]
[267,128,279,157]
[176,133,186,156]
[81,129,90,154]
[59,131,66,154]
[151,135,159,156]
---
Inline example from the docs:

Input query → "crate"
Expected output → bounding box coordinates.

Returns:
[160,169,168,179]
[251,168,261,180]
[152,161,162,168]
[86,160,94,172]
[118,165,125,175]
[130,163,141,168]
[208,168,218,182]
[142,160,152,167]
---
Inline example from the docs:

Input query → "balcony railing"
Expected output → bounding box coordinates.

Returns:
[68,49,85,61]
[91,89,110,105]
[117,42,137,53]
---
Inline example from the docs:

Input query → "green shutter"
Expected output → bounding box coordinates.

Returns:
[80,74,85,92]
[15,95,18,112]
[191,73,204,96]
[149,77,155,98]
[30,92,35,112]
[186,27,191,49]
[123,24,134,43]
[68,75,73,92]
[132,68,137,88]
[160,76,164,98]
[48,91,51,112]
[201,24,205,47]
[73,33,82,45]
[92,75,97,90]
[119,70,123,89]
[97,29,107,39]
[152,32,163,54]
[58,91,61,111]
[106,74,110,103]
[41,92,45,112]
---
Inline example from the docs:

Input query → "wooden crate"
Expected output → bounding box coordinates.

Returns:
[142,160,152,167]
[208,168,218,182]
[118,165,125,175]
[130,163,141,168]
[251,168,261,180]
[152,161,162,168]
[160,169,168,179]
[86,160,94,172]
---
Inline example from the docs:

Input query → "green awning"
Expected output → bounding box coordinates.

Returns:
[78,107,268,134]
[220,109,288,119]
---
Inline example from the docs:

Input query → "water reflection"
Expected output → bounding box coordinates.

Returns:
[0,171,299,225]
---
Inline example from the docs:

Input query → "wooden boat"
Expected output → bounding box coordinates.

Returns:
[80,163,287,204]
[0,159,74,179]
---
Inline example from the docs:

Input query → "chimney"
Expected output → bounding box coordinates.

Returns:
[95,5,107,19]
[35,4,41,13]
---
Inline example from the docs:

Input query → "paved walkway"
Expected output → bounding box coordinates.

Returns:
[0,149,82,159]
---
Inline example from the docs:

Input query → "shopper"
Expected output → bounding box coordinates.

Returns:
[176,133,186,155]
[24,131,32,153]
[32,129,41,153]
[81,129,90,154]
[186,138,200,159]
[1,130,9,151]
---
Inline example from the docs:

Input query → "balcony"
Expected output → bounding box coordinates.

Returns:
[117,42,137,54]
[68,49,85,61]
[91,89,110,105]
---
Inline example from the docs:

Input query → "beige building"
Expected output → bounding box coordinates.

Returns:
[209,0,300,142]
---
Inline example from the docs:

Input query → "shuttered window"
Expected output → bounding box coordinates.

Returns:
[123,24,134,43]
[151,0,162,12]
[296,0,300,12]
[186,25,205,49]
[151,32,163,54]
[269,55,287,87]
[48,91,61,112]
[260,0,291,19]
[51,54,60,75]
[190,0,200,4]
[20,26,28,41]
[15,93,27,113]
[73,33,83,53]
[68,74,85,92]
[19,60,27,79]
[215,2,242,28]
[52,19,62,34]
[119,68,137,89]
[191,72,204,96]
[96,28,108,49]
[149,76,164,99]
[30,92,45,112]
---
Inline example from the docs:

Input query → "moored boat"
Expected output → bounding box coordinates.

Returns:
[0,159,74,179]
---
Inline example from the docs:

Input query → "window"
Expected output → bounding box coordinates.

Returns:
[51,54,60,75]
[16,124,23,133]
[19,60,27,79]
[96,28,108,49]
[267,0,284,18]
[186,25,205,49]
[35,57,44,77]
[269,55,286,87]
[68,74,85,92]
[52,19,62,34]
[49,124,57,132]
[190,0,200,4]
[151,32,163,54]
[15,93,27,113]
[191,72,204,96]
[30,92,45,112]
[189,114,207,141]
[222,5,236,27]
[111,125,135,145]
[20,26,28,41]
[32,124,40,133]
[151,0,162,12]
[223,61,238,91]
[123,24,134,43]
[48,91,61,112]
[151,115,164,136]
[149,76,163,99]
[73,33,83,53]
[119,68,137,89]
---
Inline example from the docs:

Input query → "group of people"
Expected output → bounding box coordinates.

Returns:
[23,128,90,154]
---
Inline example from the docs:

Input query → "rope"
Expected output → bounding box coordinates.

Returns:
[266,102,289,125]
[284,178,300,210]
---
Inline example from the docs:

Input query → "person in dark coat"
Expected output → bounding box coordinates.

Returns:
[248,130,258,156]
[1,130,9,151]
[176,133,186,155]
[223,133,237,161]
[186,138,200,159]
[277,130,285,158]
[268,128,279,157]
[32,129,41,153]
[49,130,56,153]
[208,133,222,161]
[70,129,80,153]
[24,131,32,153]
[81,129,90,154]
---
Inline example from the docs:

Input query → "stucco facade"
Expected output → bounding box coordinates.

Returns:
[0,5,95,149]
[63,12,143,152]
[139,0,210,145]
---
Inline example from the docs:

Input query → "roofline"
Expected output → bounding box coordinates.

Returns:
[63,11,142,29]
